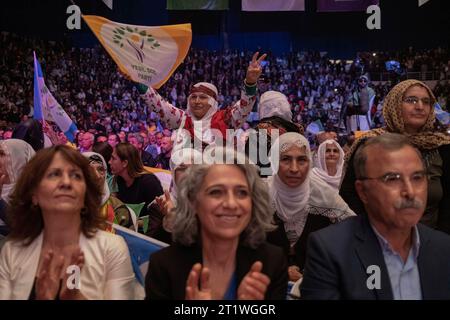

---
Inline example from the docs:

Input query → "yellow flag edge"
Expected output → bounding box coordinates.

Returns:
[82,15,192,89]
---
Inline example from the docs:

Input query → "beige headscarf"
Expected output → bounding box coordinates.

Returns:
[345,79,450,166]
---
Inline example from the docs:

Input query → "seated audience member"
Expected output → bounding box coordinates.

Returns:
[109,143,163,221]
[82,152,132,229]
[265,133,354,282]
[78,132,94,153]
[92,141,115,192]
[154,136,173,170]
[11,119,45,152]
[245,90,303,176]
[145,153,288,300]
[340,80,450,233]
[0,145,135,299]
[107,133,120,149]
[128,133,156,167]
[0,139,36,237]
[155,148,204,235]
[311,139,345,191]
[301,133,450,300]
[311,131,338,167]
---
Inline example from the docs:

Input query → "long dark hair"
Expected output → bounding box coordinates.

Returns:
[7,145,105,244]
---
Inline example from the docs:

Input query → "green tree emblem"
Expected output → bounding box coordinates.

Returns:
[112,26,160,63]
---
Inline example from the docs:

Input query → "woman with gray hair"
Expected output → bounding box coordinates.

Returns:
[145,152,288,300]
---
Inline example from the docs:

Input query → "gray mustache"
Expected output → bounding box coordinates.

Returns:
[394,198,424,210]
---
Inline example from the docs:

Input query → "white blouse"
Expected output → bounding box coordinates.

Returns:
[0,230,135,300]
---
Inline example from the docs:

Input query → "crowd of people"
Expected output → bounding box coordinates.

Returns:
[0,30,450,300]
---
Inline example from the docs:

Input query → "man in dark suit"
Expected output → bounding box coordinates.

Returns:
[301,133,450,299]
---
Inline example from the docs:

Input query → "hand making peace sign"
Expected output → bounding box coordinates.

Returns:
[245,52,267,85]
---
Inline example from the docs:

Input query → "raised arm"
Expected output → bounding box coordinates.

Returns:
[138,84,185,130]
[229,52,267,129]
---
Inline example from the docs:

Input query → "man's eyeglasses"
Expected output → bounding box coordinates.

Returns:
[402,96,431,106]
[359,171,428,188]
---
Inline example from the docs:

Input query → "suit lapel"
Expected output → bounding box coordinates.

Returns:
[416,225,433,299]
[354,215,393,300]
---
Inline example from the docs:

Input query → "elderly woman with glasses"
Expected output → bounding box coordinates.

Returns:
[145,150,288,300]
[340,79,450,234]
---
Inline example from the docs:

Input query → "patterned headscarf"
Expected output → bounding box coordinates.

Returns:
[345,79,450,165]
[382,79,450,149]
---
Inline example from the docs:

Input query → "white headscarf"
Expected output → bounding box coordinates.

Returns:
[82,152,110,205]
[311,139,345,191]
[267,133,354,246]
[259,90,293,121]
[267,133,311,245]
[0,139,36,202]
[187,82,219,143]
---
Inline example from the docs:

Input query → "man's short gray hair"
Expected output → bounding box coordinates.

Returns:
[353,132,424,179]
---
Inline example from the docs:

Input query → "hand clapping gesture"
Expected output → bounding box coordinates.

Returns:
[185,261,270,300]
[237,261,270,300]
[185,263,212,300]
[245,52,267,85]
[35,246,86,300]
[155,190,174,217]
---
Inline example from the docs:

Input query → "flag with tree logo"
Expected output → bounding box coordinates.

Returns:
[83,16,191,89]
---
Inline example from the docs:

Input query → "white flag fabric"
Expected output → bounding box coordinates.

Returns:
[33,52,77,141]
[83,15,192,89]
[242,0,305,11]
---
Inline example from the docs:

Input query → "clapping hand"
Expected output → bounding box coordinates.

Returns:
[35,250,65,300]
[35,246,86,300]
[185,263,212,300]
[288,265,302,282]
[237,261,270,300]
[59,246,85,300]
[245,52,267,85]
[155,190,174,217]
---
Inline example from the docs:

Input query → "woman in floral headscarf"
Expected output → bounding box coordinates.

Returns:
[340,79,450,233]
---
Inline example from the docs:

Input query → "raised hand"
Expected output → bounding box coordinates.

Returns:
[156,189,174,217]
[245,52,267,85]
[185,263,212,300]
[237,261,270,300]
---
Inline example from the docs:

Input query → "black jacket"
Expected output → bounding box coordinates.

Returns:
[145,242,288,300]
